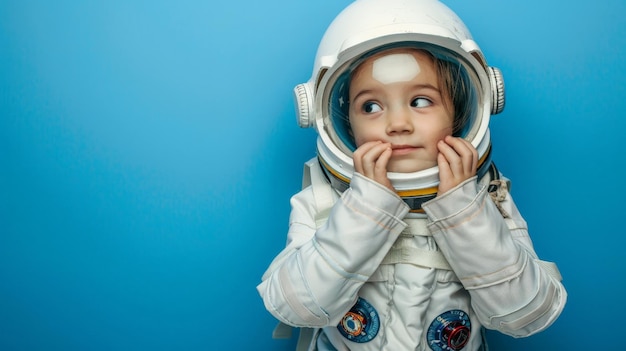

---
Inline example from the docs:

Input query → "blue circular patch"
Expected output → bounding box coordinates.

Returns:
[337,297,380,343]
[427,310,471,351]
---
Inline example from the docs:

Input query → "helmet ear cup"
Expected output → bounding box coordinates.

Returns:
[294,83,314,128]
[488,66,505,115]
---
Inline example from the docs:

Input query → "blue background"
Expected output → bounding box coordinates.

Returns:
[1,0,623,350]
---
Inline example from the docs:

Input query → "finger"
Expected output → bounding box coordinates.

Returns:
[447,136,477,170]
[353,141,382,174]
[374,146,392,181]
[437,139,463,175]
[442,136,478,175]
[360,142,391,177]
[437,151,452,180]
[437,152,454,195]
[353,142,394,190]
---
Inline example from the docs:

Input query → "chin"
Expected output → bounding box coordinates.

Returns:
[388,160,436,173]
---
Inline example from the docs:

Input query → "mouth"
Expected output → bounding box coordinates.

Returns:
[391,145,418,155]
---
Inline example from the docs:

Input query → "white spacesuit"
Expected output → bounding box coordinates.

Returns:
[257,0,567,350]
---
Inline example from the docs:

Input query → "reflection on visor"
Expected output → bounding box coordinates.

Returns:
[371,53,421,84]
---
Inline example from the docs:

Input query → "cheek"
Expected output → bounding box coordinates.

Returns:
[436,116,454,137]
[349,121,375,147]
[426,124,452,145]
[352,129,366,147]
[435,128,453,142]
[348,116,363,145]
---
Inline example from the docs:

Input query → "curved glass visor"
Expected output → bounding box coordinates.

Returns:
[327,43,483,154]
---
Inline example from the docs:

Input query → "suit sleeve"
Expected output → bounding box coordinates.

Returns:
[422,176,567,337]
[257,173,410,327]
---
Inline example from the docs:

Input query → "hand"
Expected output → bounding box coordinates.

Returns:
[353,141,394,191]
[437,136,478,195]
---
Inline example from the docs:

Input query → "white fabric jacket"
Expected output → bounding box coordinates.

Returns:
[257,161,566,351]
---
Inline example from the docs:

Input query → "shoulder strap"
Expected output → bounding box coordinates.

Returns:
[303,158,336,228]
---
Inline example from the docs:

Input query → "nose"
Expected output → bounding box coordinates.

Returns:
[385,106,414,135]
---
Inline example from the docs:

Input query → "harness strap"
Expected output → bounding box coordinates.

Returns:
[382,218,452,270]
[272,321,293,339]
[381,246,452,270]
[272,324,316,351]
[296,328,316,351]
[402,217,431,236]
[304,158,336,228]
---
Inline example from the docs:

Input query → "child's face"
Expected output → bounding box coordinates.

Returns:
[348,48,454,173]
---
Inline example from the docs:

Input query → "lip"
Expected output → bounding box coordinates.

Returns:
[391,145,418,155]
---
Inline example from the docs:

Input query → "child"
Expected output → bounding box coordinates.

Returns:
[257,0,567,350]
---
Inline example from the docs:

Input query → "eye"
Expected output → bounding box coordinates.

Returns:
[411,97,433,108]
[362,101,382,113]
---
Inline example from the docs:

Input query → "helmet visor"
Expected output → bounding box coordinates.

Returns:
[325,42,484,155]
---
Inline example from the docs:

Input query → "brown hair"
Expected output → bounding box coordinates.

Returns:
[431,52,474,136]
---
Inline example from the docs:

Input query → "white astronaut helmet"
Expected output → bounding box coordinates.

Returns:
[294,0,504,211]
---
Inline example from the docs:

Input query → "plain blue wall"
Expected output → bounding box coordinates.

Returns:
[1,0,624,350]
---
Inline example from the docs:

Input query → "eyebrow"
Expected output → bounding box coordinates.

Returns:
[351,83,442,102]
[411,83,441,93]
